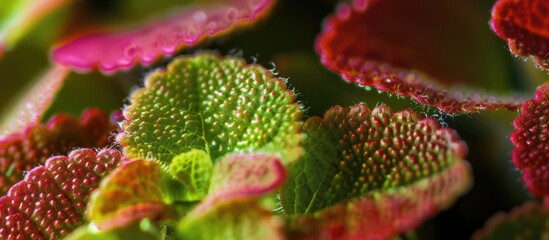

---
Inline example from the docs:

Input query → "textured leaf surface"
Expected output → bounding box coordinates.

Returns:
[117,53,302,166]
[194,153,285,215]
[52,0,275,73]
[0,65,69,137]
[472,202,549,240]
[511,84,549,198]
[0,149,122,240]
[87,159,168,231]
[286,160,471,240]
[0,0,67,52]
[491,0,549,69]
[169,149,213,201]
[0,109,113,195]
[281,104,470,214]
[317,0,523,114]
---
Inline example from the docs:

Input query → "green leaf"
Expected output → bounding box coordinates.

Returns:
[0,0,67,53]
[286,160,471,239]
[473,202,549,240]
[280,104,470,214]
[177,201,283,240]
[117,53,302,165]
[64,222,158,240]
[87,159,172,231]
[169,149,213,201]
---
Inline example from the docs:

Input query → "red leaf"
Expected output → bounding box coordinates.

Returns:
[511,84,549,198]
[0,109,113,195]
[52,0,275,74]
[491,0,549,69]
[317,0,524,114]
[0,149,122,240]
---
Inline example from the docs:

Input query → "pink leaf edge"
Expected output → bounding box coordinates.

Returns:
[52,0,274,74]
[316,0,524,114]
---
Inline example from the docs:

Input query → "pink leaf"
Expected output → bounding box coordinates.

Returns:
[491,0,549,69]
[0,149,122,240]
[0,109,114,195]
[316,0,524,114]
[52,0,274,74]
[192,153,286,216]
[511,84,549,198]
[0,64,69,137]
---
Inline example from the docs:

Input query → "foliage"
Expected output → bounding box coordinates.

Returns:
[0,0,548,239]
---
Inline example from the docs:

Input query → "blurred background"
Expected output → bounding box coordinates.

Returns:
[0,0,545,238]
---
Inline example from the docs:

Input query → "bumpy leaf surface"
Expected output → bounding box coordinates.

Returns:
[0,149,122,240]
[0,0,67,53]
[287,160,470,240]
[87,159,168,231]
[52,0,275,73]
[491,0,549,69]
[317,0,523,114]
[0,109,113,195]
[177,153,286,239]
[169,149,213,201]
[472,202,549,240]
[117,53,302,165]
[511,84,549,198]
[0,65,69,137]
[281,104,471,239]
[281,104,470,213]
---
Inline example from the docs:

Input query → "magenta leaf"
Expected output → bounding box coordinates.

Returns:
[511,84,549,198]
[491,0,549,69]
[52,0,275,74]
[0,64,69,137]
[0,149,122,240]
[317,0,524,113]
[472,202,549,240]
[0,109,114,195]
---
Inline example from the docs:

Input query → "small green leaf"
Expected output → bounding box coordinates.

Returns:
[117,53,302,166]
[169,149,213,201]
[177,201,283,240]
[281,104,469,214]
